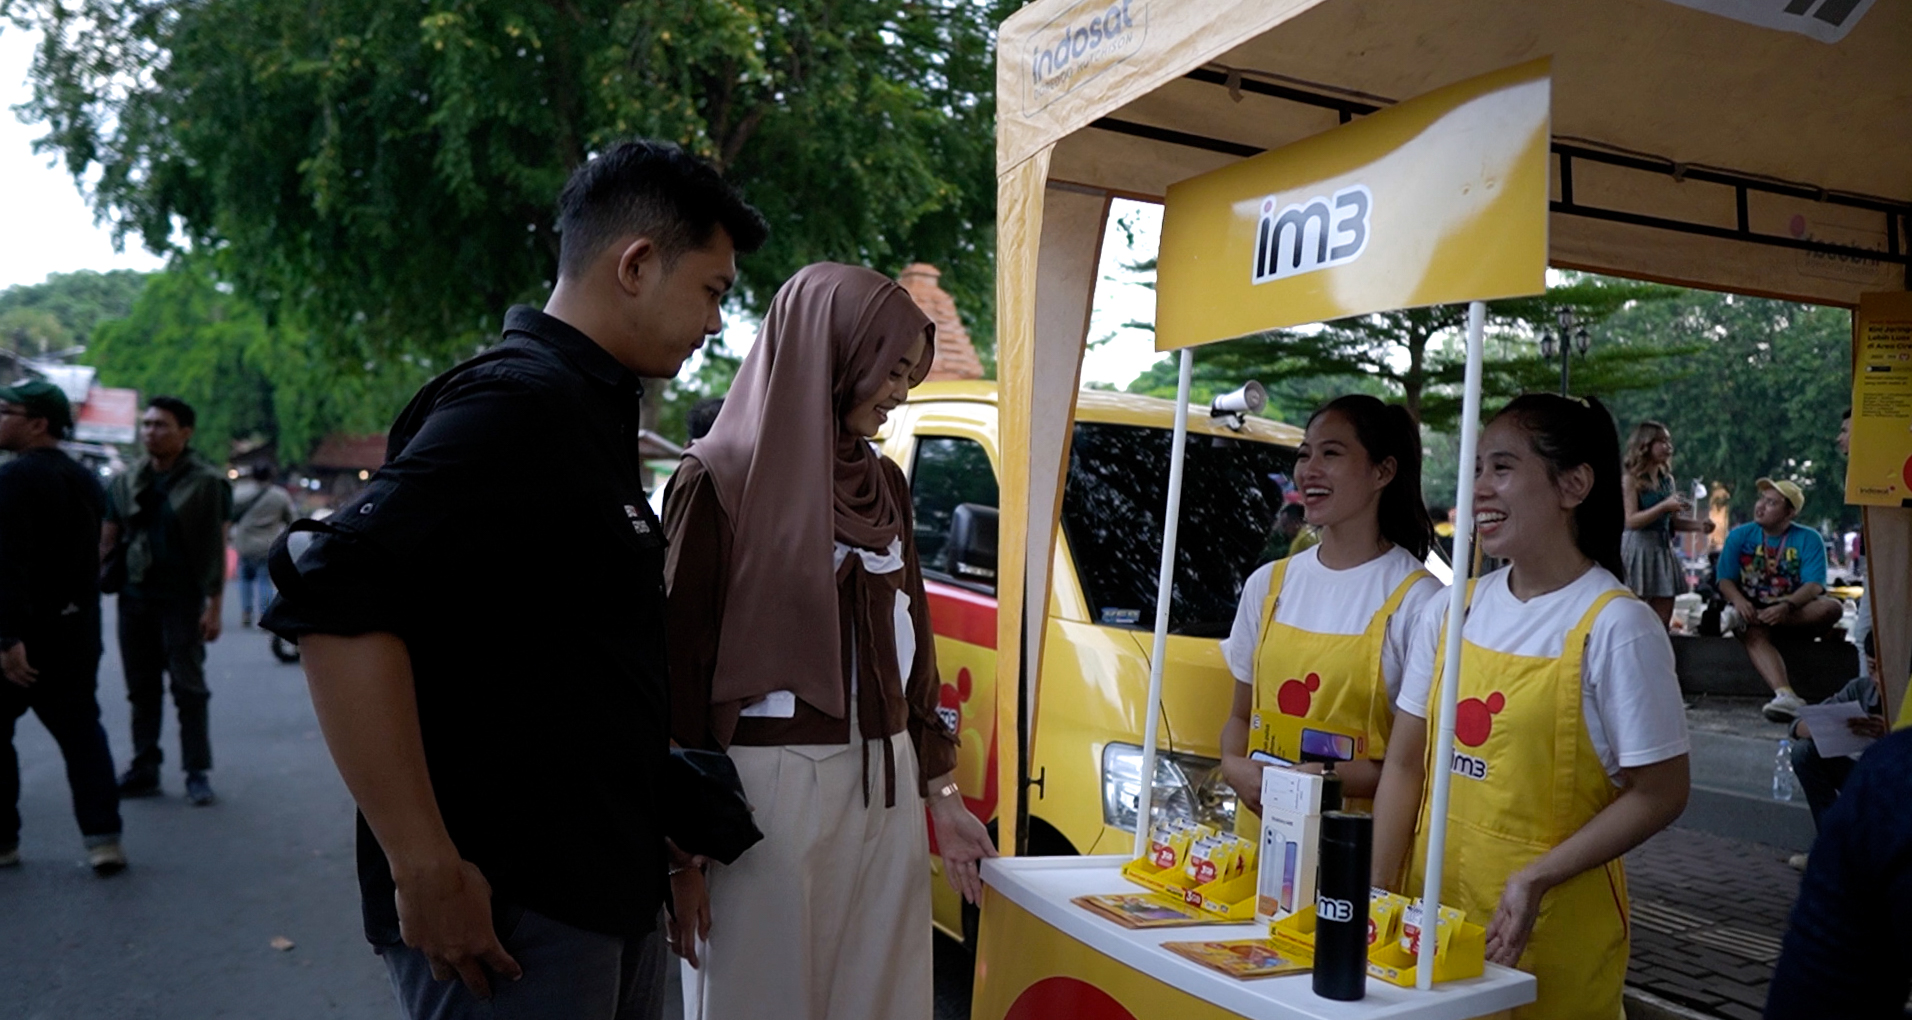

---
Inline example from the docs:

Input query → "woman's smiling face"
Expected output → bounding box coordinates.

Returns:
[1294,409,1393,530]
[1472,416,1585,563]
[842,329,928,438]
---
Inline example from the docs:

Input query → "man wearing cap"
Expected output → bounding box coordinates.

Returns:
[0,381,126,873]
[1716,477,1844,722]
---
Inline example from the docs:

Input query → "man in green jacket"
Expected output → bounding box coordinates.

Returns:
[103,396,231,805]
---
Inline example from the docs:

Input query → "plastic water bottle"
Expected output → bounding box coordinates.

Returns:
[1772,739,1797,801]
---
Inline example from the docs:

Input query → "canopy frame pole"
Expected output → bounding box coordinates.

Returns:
[1133,347,1195,858]
[1418,300,1487,988]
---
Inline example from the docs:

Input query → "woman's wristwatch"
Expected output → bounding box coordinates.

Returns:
[930,781,961,804]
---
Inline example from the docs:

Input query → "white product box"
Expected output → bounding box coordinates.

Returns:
[1256,768,1325,925]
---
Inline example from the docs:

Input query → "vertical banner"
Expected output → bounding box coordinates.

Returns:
[1846,292,1912,506]
[1156,58,1551,349]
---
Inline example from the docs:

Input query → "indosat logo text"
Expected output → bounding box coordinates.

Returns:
[1025,0,1145,111]
[1251,185,1372,285]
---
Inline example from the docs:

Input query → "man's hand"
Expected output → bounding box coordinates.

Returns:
[928,788,998,905]
[200,596,223,643]
[668,867,712,968]
[1756,602,1792,627]
[1,643,37,688]
[1849,714,1889,740]
[393,858,521,998]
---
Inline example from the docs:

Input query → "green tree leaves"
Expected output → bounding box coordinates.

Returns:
[0,269,150,357]
[10,0,1012,370]
[82,259,434,461]
[1602,290,1856,528]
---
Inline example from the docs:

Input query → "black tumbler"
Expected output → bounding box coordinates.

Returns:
[1320,762,1343,814]
[1313,811,1372,1001]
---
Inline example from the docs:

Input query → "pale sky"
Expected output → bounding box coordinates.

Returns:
[721,198,1169,389]
[0,29,168,290]
[5,23,1167,389]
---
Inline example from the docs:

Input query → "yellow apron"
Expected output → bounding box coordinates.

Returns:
[1251,556,1430,813]
[1408,586,1631,1020]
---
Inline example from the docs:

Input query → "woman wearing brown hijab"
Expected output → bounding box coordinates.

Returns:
[663,263,996,1019]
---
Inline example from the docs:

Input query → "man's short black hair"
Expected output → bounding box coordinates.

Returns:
[148,395,197,430]
[686,397,725,442]
[1278,502,1306,523]
[556,140,769,280]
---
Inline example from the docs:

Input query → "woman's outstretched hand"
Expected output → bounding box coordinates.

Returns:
[1483,868,1549,966]
[929,787,998,905]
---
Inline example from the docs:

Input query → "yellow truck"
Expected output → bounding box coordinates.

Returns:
[877,380,1306,946]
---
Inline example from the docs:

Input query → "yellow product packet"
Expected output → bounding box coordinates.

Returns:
[1187,837,1224,884]
[1368,890,1410,949]
[1400,900,1466,957]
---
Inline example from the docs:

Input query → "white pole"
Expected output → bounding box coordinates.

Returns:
[1133,347,1195,858]
[1418,300,1487,988]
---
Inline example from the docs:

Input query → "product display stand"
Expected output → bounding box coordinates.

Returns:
[971,857,1535,1020]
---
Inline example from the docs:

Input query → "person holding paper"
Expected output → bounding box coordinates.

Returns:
[1788,635,1888,833]
[1218,395,1442,817]
[1371,394,1690,1020]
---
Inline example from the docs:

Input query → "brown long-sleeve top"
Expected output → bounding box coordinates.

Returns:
[663,455,959,801]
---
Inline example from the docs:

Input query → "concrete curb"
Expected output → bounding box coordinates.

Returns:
[1626,986,1728,1020]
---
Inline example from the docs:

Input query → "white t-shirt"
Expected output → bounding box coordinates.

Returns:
[1220,546,1446,706]
[1396,565,1690,780]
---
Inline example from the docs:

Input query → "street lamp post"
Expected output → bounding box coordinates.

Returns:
[1538,307,1592,396]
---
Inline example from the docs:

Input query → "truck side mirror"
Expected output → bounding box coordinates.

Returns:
[946,503,998,586]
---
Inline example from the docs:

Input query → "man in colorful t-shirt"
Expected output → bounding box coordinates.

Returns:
[1716,477,1843,723]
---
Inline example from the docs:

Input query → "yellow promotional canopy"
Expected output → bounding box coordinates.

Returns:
[990,0,1912,854]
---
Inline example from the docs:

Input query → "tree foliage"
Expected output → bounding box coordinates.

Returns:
[0,269,150,357]
[1124,274,1692,433]
[9,0,1013,370]
[84,259,433,461]
[1601,290,1855,529]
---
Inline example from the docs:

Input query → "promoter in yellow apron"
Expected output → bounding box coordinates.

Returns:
[1398,566,1689,1019]
[1222,543,1440,815]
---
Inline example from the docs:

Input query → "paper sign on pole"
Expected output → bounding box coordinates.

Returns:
[1156,58,1552,351]
[1846,292,1912,507]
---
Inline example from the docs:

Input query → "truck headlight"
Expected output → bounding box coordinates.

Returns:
[1101,743,1237,833]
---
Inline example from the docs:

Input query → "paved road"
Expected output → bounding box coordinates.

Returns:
[3,587,974,1020]
[2,589,389,1020]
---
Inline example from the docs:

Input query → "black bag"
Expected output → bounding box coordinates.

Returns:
[666,748,763,866]
[99,533,129,595]
[102,470,174,596]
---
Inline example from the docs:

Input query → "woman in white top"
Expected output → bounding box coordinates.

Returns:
[1219,395,1444,817]
[1372,393,1691,1020]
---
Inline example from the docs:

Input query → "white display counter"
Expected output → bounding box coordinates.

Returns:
[971,856,1535,1020]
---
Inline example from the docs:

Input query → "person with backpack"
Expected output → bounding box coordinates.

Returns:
[229,464,297,628]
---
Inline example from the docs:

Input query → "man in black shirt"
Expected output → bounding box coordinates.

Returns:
[0,381,125,874]
[263,140,766,1019]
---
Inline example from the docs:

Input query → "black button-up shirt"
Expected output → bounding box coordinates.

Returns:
[263,306,670,944]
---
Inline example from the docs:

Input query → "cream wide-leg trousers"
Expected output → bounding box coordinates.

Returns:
[687,731,932,1020]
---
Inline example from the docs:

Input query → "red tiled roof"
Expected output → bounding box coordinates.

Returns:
[308,434,388,471]
[898,264,986,381]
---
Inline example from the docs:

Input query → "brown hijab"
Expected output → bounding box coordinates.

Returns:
[689,263,935,718]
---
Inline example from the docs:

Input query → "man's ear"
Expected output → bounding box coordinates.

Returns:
[1557,462,1595,509]
[615,237,658,297]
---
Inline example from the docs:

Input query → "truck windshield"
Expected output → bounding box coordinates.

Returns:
[1062,422,1297,637]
